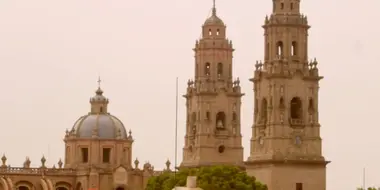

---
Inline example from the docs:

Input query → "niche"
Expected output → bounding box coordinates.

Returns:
[290,97,302,119]
[216,112,226,130]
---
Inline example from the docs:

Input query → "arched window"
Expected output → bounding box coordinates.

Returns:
[206,111,210,120]
[280,3,284,9]
[208,29,212,36]
[279,97,285,109]
[216,112,226,129]
[19,186,29,190]
[290,3,294,10]
[276,41,283,56]
[100,106,103,113]
[205,62,211,76]
[308,98,314,112]
[261,98,268,121]
[291,41,297,56]
[75,183,82,190]
[217,62,223,78]
[216,29,220,36]
[290,97,302,119]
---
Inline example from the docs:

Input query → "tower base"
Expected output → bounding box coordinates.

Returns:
[245,159,329,190]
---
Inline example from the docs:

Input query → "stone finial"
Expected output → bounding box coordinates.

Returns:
[165,159,171,171]
[52,165,56,169]
[23,157,31,168]
[128,130,132,138]
[58,159,63,169]
[65,129,69,137]
[40,155,46,168]
[1,154,7,167]
[134,158,139,169]
[143,162,150,171]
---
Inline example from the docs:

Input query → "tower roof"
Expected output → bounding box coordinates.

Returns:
[204,0,224,26]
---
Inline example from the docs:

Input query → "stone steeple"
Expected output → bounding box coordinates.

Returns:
[245,0,329,190]
[180,2,244,168]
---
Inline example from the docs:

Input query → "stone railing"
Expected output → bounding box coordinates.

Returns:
[0,167,76,175]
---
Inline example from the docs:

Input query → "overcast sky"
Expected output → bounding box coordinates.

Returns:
[0,0,379,189]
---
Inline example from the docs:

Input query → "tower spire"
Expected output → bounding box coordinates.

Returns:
[97,76,102,89]
[212,0,216,15]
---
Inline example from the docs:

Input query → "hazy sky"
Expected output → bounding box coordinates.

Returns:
[0,0,379,189]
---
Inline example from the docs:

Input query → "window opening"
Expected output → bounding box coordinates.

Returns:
[291,41,297,56]
[205,63,211,76]
[81,148,88,163]
[102,148,111,163]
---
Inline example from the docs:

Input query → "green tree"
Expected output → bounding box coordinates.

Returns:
[146,165,267,190]
[357,187,379,190]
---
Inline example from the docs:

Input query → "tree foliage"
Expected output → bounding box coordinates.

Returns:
[357,187,379,190]
[146,165,267,190]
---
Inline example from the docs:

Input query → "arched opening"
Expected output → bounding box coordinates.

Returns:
[279,97,285,109]
[15,181,33,190]
[217,62,223,78]
[216,29,220,36]
[216,112,226,130]
[205,62,211,76]
[100,106,103,112]
[75,182,82,190]
[191,112,196,134]
[291,41,297,56]
[261,98,268,122]
[208,29,212,36]
[276,41,283,56]
[290,3,294,10]
[18,186,29,190]
[308,98,314,112]
[55,181,72,190]
[254,99,258,113]
[206,111,210,120]
[116,188,125,190]
[280,3,284,9]
[290,97,302,119]
[232,112,237,121]
[218,145,225,153]
[57,187,69,190]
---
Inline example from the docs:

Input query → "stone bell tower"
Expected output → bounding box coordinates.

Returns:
[180,2,244,168]
[245,0,329,190]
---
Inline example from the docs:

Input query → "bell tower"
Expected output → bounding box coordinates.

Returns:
[245,0,329,190]
[180,2,244,168]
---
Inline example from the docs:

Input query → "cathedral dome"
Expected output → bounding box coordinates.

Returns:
[70,83,129,139]
[71,114,127,139]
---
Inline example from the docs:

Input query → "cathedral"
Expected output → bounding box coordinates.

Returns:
[0,0,328,190]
